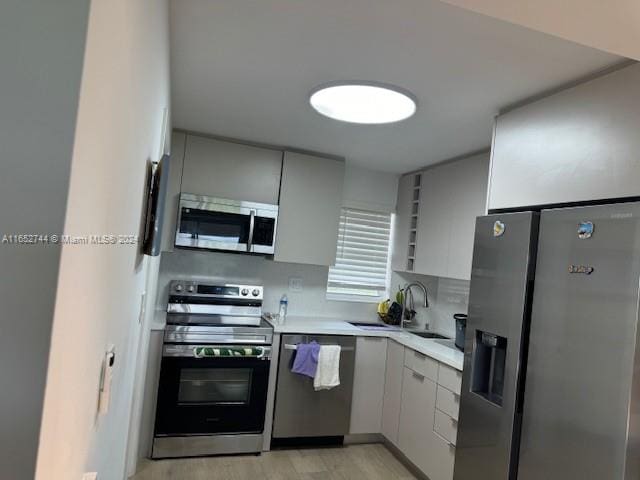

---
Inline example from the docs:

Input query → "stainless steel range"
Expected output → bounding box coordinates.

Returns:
[152,280,273,459]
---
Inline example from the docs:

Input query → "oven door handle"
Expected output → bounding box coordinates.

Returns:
[163,344,272,359]
[247,210,255,252]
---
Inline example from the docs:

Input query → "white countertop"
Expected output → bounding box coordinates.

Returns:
[265,315,464,371]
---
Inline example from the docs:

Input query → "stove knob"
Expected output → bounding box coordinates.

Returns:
[252,289,260,297]
[187,285,195,293]
[175,284,183,292]
[241,288,249,296]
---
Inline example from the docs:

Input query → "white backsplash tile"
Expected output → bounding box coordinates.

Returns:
[391,272,469,339]
[157,249,378,320]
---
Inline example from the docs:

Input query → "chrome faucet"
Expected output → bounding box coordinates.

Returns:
[401,281,429,329]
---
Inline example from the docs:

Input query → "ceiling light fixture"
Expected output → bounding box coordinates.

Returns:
[309,82,417,125]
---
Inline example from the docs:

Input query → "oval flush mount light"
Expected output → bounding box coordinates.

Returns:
[309,82,417,124]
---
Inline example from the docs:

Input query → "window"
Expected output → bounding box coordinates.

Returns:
[327,208,393,302]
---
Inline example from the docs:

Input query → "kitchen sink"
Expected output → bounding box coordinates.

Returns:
[349,321,399,331]
[408,330,451,340]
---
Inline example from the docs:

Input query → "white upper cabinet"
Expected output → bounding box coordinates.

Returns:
[393,153,489,280]
[489,63,640,210]
[181,134,283,204]
[274,151,345,266]
[446,155,490,280]
[391,174,414,272]
[414,165,452,278]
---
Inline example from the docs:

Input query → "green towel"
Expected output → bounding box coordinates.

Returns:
[193,346,264,358]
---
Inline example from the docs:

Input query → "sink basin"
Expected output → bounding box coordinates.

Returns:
[349,321,399,331]
[408,331,451,340]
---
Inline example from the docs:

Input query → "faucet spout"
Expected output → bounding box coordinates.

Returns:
[401,281,429,329]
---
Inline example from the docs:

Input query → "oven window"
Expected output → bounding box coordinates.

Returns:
[179,208,250,244]
[178,368,253,405]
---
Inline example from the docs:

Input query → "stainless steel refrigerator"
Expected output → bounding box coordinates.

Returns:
[454,204,640,480]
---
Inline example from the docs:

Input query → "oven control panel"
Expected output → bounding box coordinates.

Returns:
[169,281,263,300]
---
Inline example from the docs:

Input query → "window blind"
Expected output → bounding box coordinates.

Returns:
[327,208,392,300]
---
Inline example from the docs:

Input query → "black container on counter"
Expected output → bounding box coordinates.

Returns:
[454,313,467,351]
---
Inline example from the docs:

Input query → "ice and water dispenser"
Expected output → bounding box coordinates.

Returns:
[471,331,507,407]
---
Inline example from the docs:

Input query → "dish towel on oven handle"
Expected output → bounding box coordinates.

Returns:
[193,346,265,358]
[313,344,341,391]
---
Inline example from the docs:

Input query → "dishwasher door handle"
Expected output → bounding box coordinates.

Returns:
[283,343,354,351]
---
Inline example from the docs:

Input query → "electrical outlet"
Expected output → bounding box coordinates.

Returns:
[288,277,303,292]
[82,472,97,480]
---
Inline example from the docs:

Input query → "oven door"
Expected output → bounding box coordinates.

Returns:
[175,194,278,254]
[155,345,271,436]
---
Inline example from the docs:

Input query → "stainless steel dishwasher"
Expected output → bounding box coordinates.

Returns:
[272,334,356,439]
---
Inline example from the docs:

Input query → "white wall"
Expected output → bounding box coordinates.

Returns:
[35,1,170,479]
[438,0,640,61]
[156,250,380,322]
[0,2,90,479]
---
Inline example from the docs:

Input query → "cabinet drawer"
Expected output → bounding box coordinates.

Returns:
[429,430,456,480]
[434,409,458,446]
[436,385,460,420]
[438,363,462,394]
[404,348,438,381]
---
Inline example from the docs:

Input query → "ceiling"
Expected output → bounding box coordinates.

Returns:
[170,0,622,173]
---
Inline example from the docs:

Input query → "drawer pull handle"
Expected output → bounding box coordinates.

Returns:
[414,351,427,359]
[434,431,455,448]
[412,371,425,382]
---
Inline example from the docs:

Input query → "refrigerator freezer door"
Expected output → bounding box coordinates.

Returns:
[519,203,640,480]
[454,212,539,480]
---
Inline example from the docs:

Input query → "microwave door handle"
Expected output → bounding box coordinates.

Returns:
[247,210,255,252]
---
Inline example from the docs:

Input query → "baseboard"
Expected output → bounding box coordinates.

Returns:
[382,438,430,480]
[344,433,384,445]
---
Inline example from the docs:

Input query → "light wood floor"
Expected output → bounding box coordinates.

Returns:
[132,443,417,480]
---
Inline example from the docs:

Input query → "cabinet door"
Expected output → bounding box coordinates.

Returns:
[160,131,186,252]
[381,340,404,445]
[398,366,438,475]
[414,166,451,277]
[446,154,489,280]
[274,151,344,266]
[391,174,413,271]
[181,135,283,204]
[428,430,456,480]
[350,337,387,434]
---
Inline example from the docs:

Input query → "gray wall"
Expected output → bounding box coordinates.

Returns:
[0,2,90,479]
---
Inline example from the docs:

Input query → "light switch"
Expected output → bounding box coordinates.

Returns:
[82,473,97,480]
[288,277,303,292]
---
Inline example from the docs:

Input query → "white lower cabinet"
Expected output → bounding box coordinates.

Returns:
[391,349,460,480]
[381,340,405,444]
[350,337,388,434]
[398,366,438,475]
[349,339,461,479]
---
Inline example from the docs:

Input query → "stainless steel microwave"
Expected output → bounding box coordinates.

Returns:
[175,193,279,254]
